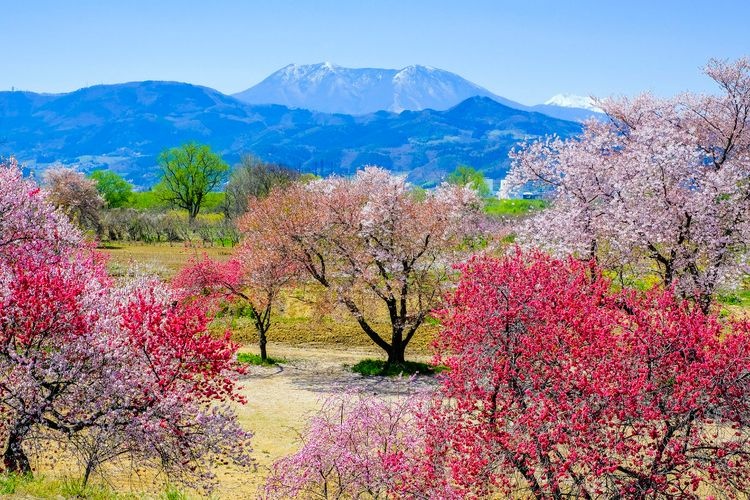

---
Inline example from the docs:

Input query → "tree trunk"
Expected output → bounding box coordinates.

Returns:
[3,423,31,475]
[259,328,268,362]
[82,458,96,487]
[385,327,406,366]
[188,203,199,223]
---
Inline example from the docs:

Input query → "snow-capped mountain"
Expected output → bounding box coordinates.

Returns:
[233,63,526,115]
[234,63,605,122]
[544,93,602,112]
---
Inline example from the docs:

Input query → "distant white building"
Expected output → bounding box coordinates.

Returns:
[498,179,510,199]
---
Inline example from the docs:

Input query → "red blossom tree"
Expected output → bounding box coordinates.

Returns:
[173,236,300,362]
[426,250,750,498]
[0,159,252,491]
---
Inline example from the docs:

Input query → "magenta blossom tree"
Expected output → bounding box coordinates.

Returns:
[173,236,300,362]
[425,250,750,498]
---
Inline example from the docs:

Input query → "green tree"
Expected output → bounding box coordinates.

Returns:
[89,170,133,208]
[156,143,229,221]
[447,165,491,197]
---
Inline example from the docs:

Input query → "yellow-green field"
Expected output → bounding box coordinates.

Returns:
[34,244,434,498]
[101,242,233,278]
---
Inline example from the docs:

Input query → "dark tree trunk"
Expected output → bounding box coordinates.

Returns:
[187,202,200,223]
[259,328,268,362]
[82,459,95,487]
[3,423,31,475]
[385,327,406,366]
[386,348,406,365]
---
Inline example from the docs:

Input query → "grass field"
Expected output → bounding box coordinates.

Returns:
[100,242,233,278]
[127,191,225,212]
[484,197,547,217]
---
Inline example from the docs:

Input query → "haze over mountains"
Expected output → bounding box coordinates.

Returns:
[0,63,596,187]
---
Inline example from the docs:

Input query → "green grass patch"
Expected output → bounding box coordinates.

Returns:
[59,478,117,499]
[237,352,285,366]
[0,473,140,499]
[126,190,225,213]
[0,473,29,494]
[162,484,189,500]
[717,289,750,307]
[484,198,547,217]
[350,358,444,377]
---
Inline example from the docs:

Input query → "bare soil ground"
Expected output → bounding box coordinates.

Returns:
[216,342,436,498]
[94,244,437,497]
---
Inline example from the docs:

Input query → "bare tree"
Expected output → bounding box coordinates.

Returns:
[224,155,300,218]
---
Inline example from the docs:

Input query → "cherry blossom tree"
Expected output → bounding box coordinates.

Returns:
[505,58,750,310]
[240,167,484,367]
[44,167,104,233]
[0,158,81,261]
[264,392,425,499]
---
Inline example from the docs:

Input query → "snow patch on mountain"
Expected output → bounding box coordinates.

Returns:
[544,94,602,112]
[233,63,526,115]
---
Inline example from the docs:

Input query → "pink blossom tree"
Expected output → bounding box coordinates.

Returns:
[43,166,104,233]
[264,392,425,499]
[0,158,81,261]
[240,167,484,367]
[173,236,300,362]
[505,58,750,310]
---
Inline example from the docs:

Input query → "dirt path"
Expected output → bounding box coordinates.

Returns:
[215,343,438,498]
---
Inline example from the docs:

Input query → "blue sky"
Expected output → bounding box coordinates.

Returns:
[4,0,749,105]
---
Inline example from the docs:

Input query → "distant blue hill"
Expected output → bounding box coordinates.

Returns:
[0,81,582,187]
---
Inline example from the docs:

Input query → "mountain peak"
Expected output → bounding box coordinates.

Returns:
[234,63,524,115]
[544,93,602,112]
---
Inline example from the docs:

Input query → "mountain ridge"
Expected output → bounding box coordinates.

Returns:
[233,62,531,115]
[0,81,583,187]
[234,62,603,123]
